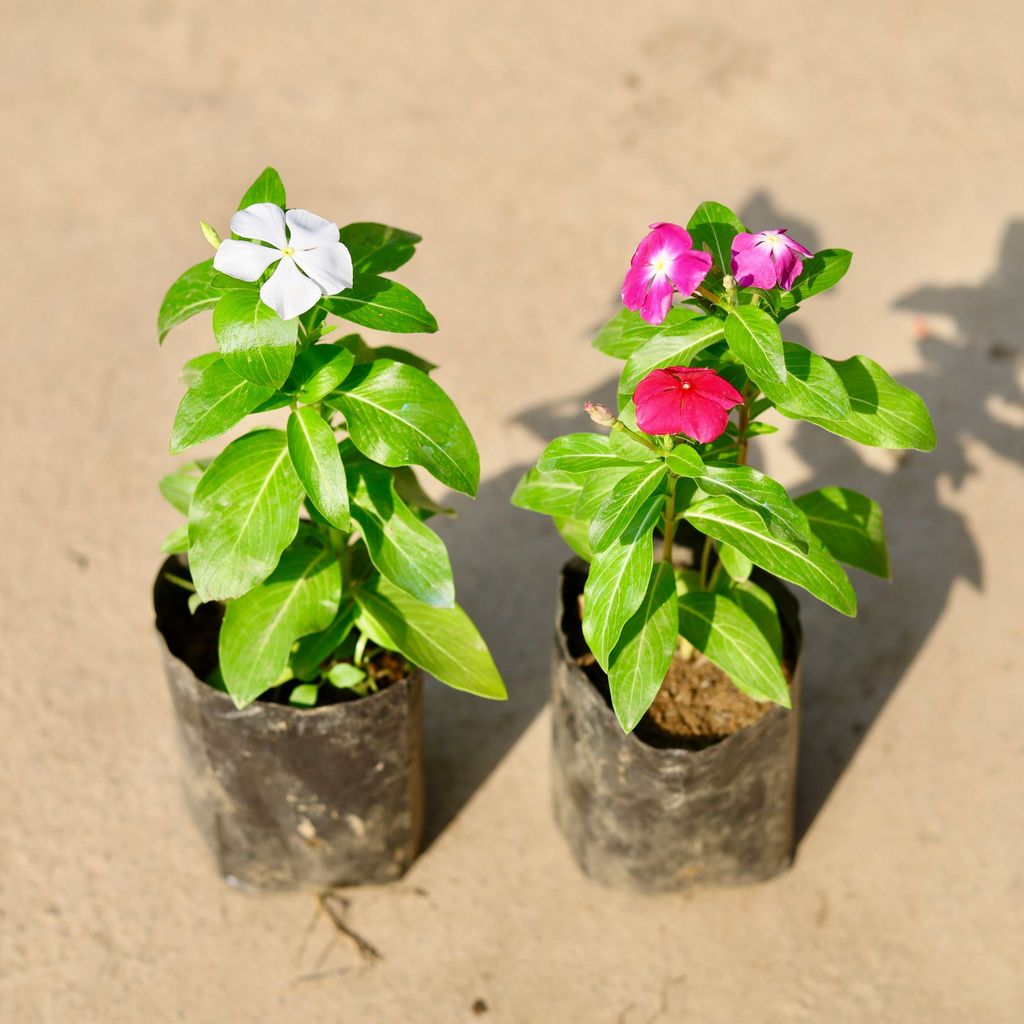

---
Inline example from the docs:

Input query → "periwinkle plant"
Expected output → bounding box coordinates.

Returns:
[513,202,935,732]
[158,168,505,709]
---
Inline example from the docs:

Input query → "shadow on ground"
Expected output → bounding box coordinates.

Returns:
[418,197,1022,854]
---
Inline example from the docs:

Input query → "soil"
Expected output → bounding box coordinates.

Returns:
[561,560,793,750]
[154,556,410,708]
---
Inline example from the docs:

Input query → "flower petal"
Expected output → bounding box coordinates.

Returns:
[677,367,744,409]
[621,264,653,310]
[732,243,778,288]
[667,249,712,297]
[259,257,321,320]
[640,274,674,325]
[230,203,288,247]
[634,372,686,434]
[780,231,813,258]
[286,208,340,250]
[677,393,731,443]
[213,239,282,282]
[648,222,694,261]
[292,242,354,296]
[731,232,761,254]
[773,247,804,291]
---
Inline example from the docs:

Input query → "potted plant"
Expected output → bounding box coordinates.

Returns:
[154,167,506,891]
[513,205,935,891]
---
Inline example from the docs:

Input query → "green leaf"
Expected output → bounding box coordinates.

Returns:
[665,443,705,478]
[695,464,811,548]
[687,201,746,275]
[717,542,752,582]
[160,524,189,554]
[158,259,220,343]
[237,167,286,209]
[583,493,662,667]
[325,663,368,690]
[158,460,206,513]
[213,287,297,388]
[326,359,479,494]
[724,306,786,385]
[180,352,220,387]
[619,315,726,394]
[792,355,936,451]
[287,408,349,530]
[188,429,304,602]
[551,515,594,561]
[781,248,852,307]
[324,276,437,334]
[219,535,341,708]
[353,576,506,699]
[289,683,320,707]
[538,433,645,475]
[593,306,701,360]
[683,494,856,615]
[391,465,455,518]
[592,308,644,358]
[574,462,639,519]
[338,223,421,275]
[678,592,789,706]
[291,602,356,681]
[170,356,274,454]
[511,467,584,517]
[287,345,355,404]
[589,463,669,553]
[335,333,437,374]
[759,342,852,421]
[607,562,679,732]
[721,579,783,660]
[348,458,454,608]
[795,486,890,578]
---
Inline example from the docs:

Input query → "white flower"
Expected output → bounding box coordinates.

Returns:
[213,203,354,320]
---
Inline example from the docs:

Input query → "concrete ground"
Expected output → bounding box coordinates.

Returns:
[2,1,1022,1020]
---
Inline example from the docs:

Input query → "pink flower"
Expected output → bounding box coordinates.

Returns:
[731,229,813,291]
[621,223,713,325]
[633,366,743,442]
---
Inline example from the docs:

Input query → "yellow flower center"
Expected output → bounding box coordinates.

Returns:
[681,382,691,390]
[281,246,294,257]
[650,254,671,275]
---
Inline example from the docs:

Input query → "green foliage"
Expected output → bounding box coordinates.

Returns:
[677,592,789,705]
[159,171,504,707]
[513,201,933,732]
[347,457,455,608]
[326,359,479,495]
[219,531,342,708]
[170,356,274,453]
[324,277,437,334]
[353,576,506,700]
[686,201,745,276]
[158,259,221,343]
[795,486,890,578]
[212,286,297,388]
[607,562,679,732]
[339,223,420,275]
[237,166,286,208]
[188,429,305,602]
[287,408,350,530]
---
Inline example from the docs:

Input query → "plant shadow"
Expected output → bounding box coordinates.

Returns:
[417,196,1021,856]
[789,219,1022,840]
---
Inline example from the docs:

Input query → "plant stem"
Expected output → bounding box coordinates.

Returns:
[660,481,676,564]
[736,389,752,466]
[698,534,713,589]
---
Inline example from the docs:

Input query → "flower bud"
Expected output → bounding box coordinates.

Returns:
[584,402,617,427]
[200,220,222,250]
[722,274,737,292]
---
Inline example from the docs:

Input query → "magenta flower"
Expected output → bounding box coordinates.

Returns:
[621,223,713,326]
[633,366,743,443]
[731,229,813,291]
